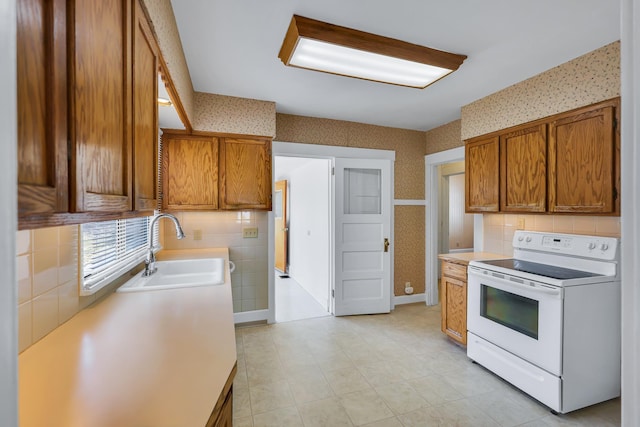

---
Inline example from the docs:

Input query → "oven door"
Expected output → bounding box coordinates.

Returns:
[467,266,563,376]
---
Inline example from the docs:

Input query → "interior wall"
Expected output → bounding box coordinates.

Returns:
[141,0,195,122]
[276,113,426,296]
[275,158,331,309]
[461,41,620,140]
[161,211,269,312]
[448,173,473,250]
[1,0,17,422]
[193,92,276,137]
[620,0,639,421]
[425,119,462,155]
[459,42,621,254]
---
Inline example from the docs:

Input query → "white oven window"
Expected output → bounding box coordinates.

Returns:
[481,285,539,339]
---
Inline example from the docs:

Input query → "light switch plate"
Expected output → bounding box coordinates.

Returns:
[243,227,258,238]
[193,229,202,241]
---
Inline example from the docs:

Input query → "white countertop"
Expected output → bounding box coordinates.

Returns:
[19,248,236,427]
[438,251,509,266]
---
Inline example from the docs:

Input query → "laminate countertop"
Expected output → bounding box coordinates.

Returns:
[19,248,236,427]
[438,251,510,266]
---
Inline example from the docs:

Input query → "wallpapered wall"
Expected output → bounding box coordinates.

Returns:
[461,41,620,140]
[142,1,278,137]
[460,41,621,253]
[425,119,462,155]
[276,113,426,296]
[193,92,276,137]
[141,0,195,123]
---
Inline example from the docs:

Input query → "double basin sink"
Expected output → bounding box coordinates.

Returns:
[117,258,226,292]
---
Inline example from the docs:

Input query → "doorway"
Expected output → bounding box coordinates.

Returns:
[425,147,482,305]
[269,142,396,324]
[273,156,332,322]
[438,161,474,256]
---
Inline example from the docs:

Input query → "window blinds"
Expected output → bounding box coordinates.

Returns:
[80,216,155,295]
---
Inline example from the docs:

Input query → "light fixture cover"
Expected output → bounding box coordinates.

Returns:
[278,15,467,88]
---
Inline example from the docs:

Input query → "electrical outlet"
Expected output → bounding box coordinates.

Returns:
[517,218,525,230]
[193,229,202,241]
[243,227,258,238]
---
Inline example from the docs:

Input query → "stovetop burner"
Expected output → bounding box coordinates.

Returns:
[479,258,602,280]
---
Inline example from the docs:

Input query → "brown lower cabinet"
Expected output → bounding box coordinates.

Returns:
[207,363,236,427]
[440,259,468,345]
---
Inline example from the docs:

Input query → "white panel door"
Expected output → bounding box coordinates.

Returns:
[334,158,391,316]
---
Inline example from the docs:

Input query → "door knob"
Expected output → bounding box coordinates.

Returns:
[384,238,390,252]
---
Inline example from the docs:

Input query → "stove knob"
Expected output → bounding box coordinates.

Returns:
[588,242,596,250]
[525,236,532,243]
[600,243,609,251]
[518,236,524,242]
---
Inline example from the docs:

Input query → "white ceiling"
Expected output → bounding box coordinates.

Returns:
[169,0,620,132]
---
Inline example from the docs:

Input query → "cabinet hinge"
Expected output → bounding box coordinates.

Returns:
[331,289,335,298]
[613,187,618,200]
[613,118,618,129]
[332,167,335,176]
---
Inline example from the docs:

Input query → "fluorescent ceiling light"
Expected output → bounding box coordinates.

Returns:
[278,15,466,89]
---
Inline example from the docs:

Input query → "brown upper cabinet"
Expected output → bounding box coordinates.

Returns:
[500,124,547,212]
[219,138,272,210]
[132,0,160,212]
[465,98,620,215]
[465,136,500,212]
[17,0,68,217]
[70,0,133,213]
[17,0,160,228]
[548,104,616,214]
[161,134,220,211]
[161,133,272,212]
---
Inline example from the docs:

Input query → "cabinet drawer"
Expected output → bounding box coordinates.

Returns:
[442,261,467,281]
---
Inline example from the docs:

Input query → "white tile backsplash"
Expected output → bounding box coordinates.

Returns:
[16,225,94,353]
[483,214,622,256]
[163,211,269,312]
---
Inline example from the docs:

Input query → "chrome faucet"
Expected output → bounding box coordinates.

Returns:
[143,213,186,277]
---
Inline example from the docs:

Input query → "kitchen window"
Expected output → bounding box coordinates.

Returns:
[80,216,157,295]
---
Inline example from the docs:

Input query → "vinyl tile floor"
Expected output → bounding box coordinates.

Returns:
[233,303,621,427]
[275,274,330,323]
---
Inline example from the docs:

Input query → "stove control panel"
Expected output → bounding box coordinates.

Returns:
[513,231,618,260]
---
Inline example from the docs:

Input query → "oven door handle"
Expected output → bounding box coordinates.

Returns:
[468,268,562,297]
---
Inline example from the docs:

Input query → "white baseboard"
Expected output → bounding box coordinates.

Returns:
[234,309,269,324]
[394,293,426,305]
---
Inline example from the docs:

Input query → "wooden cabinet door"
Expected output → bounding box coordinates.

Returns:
[17,0,68,217]
[548,105,616,213]
[441,267,467,345]
[465,136,499,212]
[132,0,159,212]
[161,135,219,210]
[212,389,232,427]
[69,0,132,213]
[500,124,547,212]
[219,138,272,210]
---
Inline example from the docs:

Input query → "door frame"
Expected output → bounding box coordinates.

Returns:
[425,147,483,306]
[269,142,395,323]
